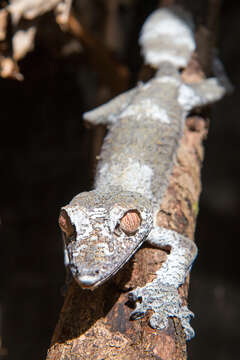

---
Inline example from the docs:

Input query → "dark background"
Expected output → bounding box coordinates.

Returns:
[0,1,239,359]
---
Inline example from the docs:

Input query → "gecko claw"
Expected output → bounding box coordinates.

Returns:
[128,281,195,340]
[128,291,141,303]
[130,308,146,320]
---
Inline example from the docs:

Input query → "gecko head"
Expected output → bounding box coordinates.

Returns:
[59,187,153,290]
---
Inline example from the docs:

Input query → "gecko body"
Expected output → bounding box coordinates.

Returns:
[59,7,225,340]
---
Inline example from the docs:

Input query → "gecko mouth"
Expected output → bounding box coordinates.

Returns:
[76,275,100,289]
[75,238,146,290]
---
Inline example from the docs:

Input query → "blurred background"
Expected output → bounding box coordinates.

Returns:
[0,0,239,359]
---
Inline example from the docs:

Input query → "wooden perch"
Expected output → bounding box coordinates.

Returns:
[45,0,225,356]
[45,54,210,359]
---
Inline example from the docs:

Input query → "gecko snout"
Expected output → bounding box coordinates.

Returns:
[76,269,101,289]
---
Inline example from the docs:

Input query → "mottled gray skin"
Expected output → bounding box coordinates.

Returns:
[91,63,224,214]
[62,187,152,288]
[95,68,182,211]
[94,66,189,211]
[60,7,225,340]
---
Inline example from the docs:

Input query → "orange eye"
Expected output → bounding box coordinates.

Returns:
[119,210,141,236]
[58,210,75,237]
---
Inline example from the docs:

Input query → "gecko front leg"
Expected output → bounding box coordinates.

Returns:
[129,227,197,340]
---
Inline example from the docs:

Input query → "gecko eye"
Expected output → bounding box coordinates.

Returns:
[58,210,75,237]
[117,210,142,236]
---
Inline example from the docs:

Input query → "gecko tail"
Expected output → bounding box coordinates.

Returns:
[140,6,195,69]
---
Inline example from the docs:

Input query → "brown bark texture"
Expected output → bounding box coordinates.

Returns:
[45,53,210,359]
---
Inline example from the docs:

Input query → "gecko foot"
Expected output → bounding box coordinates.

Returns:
[128,281,195,340]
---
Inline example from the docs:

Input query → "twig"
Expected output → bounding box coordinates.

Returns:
[65,11,130,95]
[46,56,209,360]
[46,2,222,358]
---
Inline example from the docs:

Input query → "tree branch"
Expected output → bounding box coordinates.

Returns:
[45,54,210,360]
[46,2,222,359]
[65,11,130,95]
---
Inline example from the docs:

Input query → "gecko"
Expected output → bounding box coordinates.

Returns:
[58,7,225,340]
